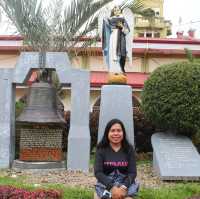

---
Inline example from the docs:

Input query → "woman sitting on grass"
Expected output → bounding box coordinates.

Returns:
[94,119,138,199]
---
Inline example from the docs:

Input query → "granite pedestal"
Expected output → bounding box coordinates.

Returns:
[98,85,134,145]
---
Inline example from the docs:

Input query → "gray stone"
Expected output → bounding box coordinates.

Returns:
[67,71,90,172]
[98,85,134,146]
[152,132,200,181]
[12,160,66,170]
[0,52,91,172]
[0,69,15,168]
[13,52,72,84]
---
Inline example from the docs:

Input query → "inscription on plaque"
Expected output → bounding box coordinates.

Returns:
[19,126,64,161]
[20,128,63,148]
[152,132,200,181]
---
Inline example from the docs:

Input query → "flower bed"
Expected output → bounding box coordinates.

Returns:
[0,185,62,199]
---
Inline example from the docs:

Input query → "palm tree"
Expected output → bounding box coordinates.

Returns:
[0,0,109,51]
[0,0,150,72]
[0,0,148,51]
[0,0,149,87]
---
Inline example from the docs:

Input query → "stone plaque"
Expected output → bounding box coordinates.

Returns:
[152,132,200,180]
[19,126,63,162]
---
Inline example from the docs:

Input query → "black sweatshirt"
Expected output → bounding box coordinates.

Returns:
[94,145,137,190]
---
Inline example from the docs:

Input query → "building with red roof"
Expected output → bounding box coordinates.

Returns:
[0,34,200,110]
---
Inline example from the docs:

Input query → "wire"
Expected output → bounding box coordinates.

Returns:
[174,20,200,27]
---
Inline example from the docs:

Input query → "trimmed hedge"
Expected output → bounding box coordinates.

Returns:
[141,61,200,136]
[0,186,62,199]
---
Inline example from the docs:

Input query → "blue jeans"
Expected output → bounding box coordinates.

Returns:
[95,171,139,198]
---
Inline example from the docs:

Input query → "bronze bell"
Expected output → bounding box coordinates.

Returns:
[16,53,66,163]
[16,81,65,124]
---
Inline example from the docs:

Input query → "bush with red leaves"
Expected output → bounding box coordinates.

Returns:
[0,186,62,199]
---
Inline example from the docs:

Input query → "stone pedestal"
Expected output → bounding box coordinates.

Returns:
[12,160,66,170]
[98,85,134,146]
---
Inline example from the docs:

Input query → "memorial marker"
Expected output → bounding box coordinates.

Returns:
[152,132,200,180]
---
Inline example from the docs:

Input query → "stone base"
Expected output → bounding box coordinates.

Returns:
[67,126,90,172]
[12,159,66,170]
[107,73,127,84]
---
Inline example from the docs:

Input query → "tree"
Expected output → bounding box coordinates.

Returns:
[0,0,112,52]
[141,61,200,136]
[0,0,148,81]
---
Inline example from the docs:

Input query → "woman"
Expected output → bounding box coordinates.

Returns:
[94,119,138,199]
[102,6,130,74]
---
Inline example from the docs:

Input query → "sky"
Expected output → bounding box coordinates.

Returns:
[163,0,200,38]
[0,0,200,38]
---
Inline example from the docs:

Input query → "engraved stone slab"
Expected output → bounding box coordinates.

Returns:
[152,132,200,180]
[98,85,134,146]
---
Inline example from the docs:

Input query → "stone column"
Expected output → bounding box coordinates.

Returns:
[67,71,90,172]
[0,69,15,168]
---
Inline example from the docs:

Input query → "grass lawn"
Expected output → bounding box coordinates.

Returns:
[138,184,200,199]
[0,175,200,199]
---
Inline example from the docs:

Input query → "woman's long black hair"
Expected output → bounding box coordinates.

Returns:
[97,118,132,153]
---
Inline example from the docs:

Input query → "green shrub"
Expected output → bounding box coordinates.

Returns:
[141,61,200,136]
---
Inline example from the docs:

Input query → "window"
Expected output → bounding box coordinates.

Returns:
[146,32,152,38]
[153,8,160,17]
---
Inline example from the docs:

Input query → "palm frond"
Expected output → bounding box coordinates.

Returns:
[59,0,112,47]
[0,0,52,51]
[0,0,147,52]
[122,0,145,14]
[0,0,113,51]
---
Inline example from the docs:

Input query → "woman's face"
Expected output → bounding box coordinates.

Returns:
[113,6,121,16]
[108,123,124,145]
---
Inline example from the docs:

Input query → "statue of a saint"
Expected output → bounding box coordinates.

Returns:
[99,6,134,83]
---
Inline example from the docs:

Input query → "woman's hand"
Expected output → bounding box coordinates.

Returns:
[119,185,128,198]
[111,186,127,199]
[117,21,123,29]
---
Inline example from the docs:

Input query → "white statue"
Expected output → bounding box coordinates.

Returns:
[98,6,134,75]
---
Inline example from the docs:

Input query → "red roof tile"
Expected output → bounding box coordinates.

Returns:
[27,70,148,89]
